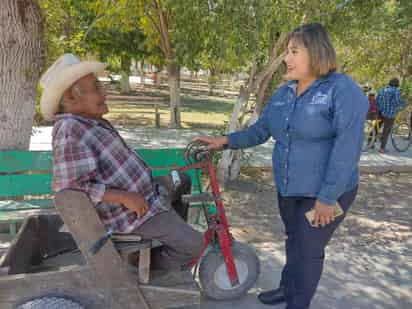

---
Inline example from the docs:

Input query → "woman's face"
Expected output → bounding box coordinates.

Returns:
[283,39,315,82]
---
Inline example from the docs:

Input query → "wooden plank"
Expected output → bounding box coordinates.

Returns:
[0,265,199,309]
[0,151,52,173]
[0,216,42,274]
[54,190,151,309]
[0,266,112,309]
[0,174,52,197]
[54,190,200,309]
[139,248,151,284]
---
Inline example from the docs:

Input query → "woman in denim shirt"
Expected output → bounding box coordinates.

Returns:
[196,23,368,309]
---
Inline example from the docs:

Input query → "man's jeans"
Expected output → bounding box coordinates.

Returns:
[133,172,204,271]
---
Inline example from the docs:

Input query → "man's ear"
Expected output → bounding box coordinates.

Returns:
[61,88,78,111]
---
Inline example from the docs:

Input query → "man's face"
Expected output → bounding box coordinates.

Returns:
[66,74,108,119]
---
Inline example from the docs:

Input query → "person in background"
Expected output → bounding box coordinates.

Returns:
[366,92,379,147]
[376,78,406,153]
[367,92,378,120]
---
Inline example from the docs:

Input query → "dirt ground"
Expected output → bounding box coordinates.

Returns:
[191,169,412,309]
[1,169,410,308]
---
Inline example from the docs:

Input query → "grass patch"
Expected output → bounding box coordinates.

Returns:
[105,93,234,129]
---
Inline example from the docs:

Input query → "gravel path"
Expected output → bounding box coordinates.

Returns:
[191,170,412,309]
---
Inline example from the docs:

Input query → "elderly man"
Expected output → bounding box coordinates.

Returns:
[39,54,203,271]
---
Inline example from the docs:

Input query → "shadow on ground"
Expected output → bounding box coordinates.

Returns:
[192,170,412,309]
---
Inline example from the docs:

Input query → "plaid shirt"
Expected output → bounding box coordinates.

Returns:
[376,86,406,118]
[52,114,169,233]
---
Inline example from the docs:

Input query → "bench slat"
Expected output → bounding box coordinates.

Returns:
[0,151,52,173]
[0,174,52,196]
[0,149,189,171]
[0,171,201,197]
[135,149,187,167]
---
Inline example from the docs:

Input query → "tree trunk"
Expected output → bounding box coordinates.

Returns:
[208,68,218,96]
[120,55,131,94]
[155,70,161,87]
[167,62,181,128]
[140,60,145,89]
[400,26,412,81]
[0,0,43,150]
[249,73,272,125]
[218,33,287,183]
[217,86,251,182]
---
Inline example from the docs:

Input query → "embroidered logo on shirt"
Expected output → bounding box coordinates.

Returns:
[272,101,286,106]
[310,92,328,105]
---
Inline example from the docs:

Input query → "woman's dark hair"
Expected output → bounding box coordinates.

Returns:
[389,78,400,88]
[287,23,337,77]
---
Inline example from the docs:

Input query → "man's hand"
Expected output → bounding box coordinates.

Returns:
[193,136,228,150]
[313,200,335,227]
[121,192,150,218]
[103,190,149,218]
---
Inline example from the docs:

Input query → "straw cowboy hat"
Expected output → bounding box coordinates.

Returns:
[39,53,106,120]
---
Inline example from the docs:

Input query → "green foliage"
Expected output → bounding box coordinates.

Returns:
[36,0,412,120]
[401,78,412,103]
[331,0,412,88]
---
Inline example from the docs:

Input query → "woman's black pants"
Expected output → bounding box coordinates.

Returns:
[277,186,358,309]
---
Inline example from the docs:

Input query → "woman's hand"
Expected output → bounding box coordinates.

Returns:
[194,136,229,150]
[313,200,335,227]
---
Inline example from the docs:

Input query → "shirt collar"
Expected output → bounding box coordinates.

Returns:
[286,72,334,95]
[55,113,113,129]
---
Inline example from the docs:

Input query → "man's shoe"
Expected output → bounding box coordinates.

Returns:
[258,287,286,305]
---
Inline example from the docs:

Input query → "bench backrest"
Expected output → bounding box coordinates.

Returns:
[0,149,200,201]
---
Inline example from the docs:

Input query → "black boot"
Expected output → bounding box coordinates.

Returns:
[258,287,286,305]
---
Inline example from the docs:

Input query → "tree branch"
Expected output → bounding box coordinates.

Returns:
[152,0,172,59]
[81,0,115,44]
[253,32,287,90]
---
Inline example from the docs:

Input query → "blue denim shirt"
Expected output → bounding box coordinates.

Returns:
[228,72,368,205]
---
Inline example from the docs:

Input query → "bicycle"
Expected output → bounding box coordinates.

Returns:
[391,107,412,152]
[90,141,260,300]
[362,114,382,152]
[363,106,412,152]
[179,141,260,300]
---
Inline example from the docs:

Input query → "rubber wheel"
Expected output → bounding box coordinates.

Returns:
[362,120,376,151]
[15,297,84,309]
[199,241,260,300]
[391,123,411,152]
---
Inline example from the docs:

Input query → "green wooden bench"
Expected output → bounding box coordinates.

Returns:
[0,149,202,237]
